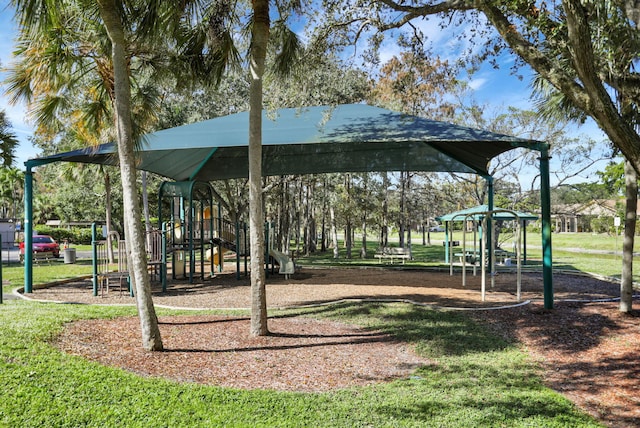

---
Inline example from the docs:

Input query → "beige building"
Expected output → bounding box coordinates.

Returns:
[550,199,640,232]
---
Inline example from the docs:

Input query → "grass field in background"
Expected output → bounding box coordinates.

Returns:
[296,231,637,282]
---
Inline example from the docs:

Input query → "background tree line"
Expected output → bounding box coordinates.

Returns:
[10,49,625,251]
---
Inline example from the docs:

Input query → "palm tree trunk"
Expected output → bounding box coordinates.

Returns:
[98,0,163,351]
[248,0,269,336]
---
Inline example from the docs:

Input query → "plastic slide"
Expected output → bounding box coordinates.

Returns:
[269,249,295,276]
[207,246,230,265]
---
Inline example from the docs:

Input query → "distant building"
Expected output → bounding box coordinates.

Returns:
[550,199,640,232]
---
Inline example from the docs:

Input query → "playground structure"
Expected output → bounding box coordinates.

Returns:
[437,206,538,302]
[91,180,301,296]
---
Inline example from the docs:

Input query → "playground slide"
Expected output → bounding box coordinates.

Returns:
[269,249,295,276]
[206,247,231,266]
[207,247,230,265]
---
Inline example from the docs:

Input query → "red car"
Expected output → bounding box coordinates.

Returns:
[19,235,61,260]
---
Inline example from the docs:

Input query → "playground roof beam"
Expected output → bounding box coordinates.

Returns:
[23,104,553,308]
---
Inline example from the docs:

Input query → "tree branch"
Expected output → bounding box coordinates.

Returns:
[375,0,476,31]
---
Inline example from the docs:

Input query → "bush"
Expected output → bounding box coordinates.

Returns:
[32,226,94,245]
[590,217,613,234]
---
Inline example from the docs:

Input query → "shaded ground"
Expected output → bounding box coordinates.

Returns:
[22,266,621,309]
[18,267,640,427]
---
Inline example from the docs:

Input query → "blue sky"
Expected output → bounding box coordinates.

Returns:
[0,1,611,184]
[0,0,38,166]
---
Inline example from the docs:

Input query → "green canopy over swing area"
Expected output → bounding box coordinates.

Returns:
[437,205,539,302]
[22,104,555,308]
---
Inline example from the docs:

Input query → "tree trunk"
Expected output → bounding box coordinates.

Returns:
[345,174,352,259]
[381,173,389,247]
[248,0,269,336]
[304,179,317,255]
[620,160,636,312]
[399,172,406,247]
[330,205,339,258]
[104,170,114,263]
[295,179,302,255]
[360,213,367,258]
[97,0,162,351]
[142,170,151,243]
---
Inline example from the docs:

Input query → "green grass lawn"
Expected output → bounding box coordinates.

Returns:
[296,232,638,281]
[0,232,628,426]
[1,259,93,298]
[0,300,602,427]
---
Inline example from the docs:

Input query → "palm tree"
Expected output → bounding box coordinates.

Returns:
[0,110,19,166]
[96,0,162,350]
[168,0,302,336]
[10,0,168,351]
[247,0,270,336]
[11,0,304,341]
[0,167,24,219]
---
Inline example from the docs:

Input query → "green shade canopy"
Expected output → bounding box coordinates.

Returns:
[437,205,538,222]
[27,104,544,179]
[23,103,554,309]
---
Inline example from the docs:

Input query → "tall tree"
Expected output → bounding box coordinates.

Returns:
[0,111,19,166]
[247,0,270,336]
[96,0,163,350]
[179,0,304,336]
[0,167,23,219]
[10,0,165,350]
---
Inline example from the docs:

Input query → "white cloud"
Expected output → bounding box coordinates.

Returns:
[468,77,488,91]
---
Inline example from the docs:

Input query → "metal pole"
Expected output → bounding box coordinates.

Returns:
[24,164,34,294]
[161,222,167,292]
[444,221,450,264]
[244,222,248,277]
[236,221,241,280]
[486,176,494,275]
[91,223,98,296]
[539,145,554,309]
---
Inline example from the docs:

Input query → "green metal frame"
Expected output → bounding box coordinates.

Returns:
[158,180,215,291]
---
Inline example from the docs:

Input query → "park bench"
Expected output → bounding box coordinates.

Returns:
[375,247,411,264]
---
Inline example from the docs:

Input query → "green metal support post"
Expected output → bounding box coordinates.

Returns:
[161,222,167,292]
[236,221,241,280]
[91,223,98,296]
[24,165,34,294]
[486,175,494,273]
[539,145,554,309]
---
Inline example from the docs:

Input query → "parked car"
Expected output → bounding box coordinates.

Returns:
[429,225,445,232]
[19,235,61,259]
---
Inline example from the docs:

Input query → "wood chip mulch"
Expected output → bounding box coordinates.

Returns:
[30,268,640,427]
[54,315,430,392]
[471,300,640,428]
